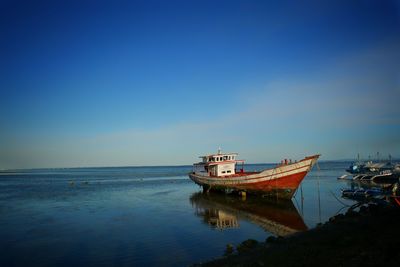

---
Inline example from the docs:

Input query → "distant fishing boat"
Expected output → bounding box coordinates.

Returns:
[347,161,400,183]
[188,149,319,199]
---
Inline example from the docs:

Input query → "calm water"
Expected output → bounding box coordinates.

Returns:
[0,162,357,266]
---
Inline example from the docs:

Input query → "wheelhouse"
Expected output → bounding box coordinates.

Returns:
[192,150,244,177]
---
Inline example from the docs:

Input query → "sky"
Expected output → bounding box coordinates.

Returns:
[0,0,399,169]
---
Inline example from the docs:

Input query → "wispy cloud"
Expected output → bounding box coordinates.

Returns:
[1,40,399,169]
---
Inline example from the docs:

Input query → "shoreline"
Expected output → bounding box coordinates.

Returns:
[197,201,400,266]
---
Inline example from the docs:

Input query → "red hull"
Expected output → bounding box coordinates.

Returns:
[232,171,308,192]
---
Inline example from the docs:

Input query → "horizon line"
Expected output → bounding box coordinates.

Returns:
[2,157,398,172]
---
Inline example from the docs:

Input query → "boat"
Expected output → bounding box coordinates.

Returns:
[351,167,399,183]
[341,187,385,199]
[371,171,396,183]
[346,154,399,181]
[345,155,400,184]
[190,192,307,236]
[337,174,352,180]
[188,149,320,199]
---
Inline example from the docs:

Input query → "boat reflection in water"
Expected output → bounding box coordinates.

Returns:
[190,192,307,237]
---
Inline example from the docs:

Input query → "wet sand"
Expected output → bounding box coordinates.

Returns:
[198,202,400,267]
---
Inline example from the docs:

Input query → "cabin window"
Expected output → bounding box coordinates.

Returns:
[220,157,222,161]
[227,170,231,173]
[222,171,226,174]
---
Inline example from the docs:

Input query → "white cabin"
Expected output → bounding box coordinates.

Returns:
[192,150,244,177]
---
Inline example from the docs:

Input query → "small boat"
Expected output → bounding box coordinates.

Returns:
[188,149,319,199]
[341,189,356,198]
[346,155,399,182]
[359,174,374,181]
[337,174,351,180]
[365,188,383,197]
[354,189,368,198]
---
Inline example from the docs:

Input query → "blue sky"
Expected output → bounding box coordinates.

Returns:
[1,0,399,169]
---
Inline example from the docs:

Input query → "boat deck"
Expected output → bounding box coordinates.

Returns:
[208,171,260,178]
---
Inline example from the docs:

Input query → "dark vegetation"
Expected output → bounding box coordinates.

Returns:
[196,201,400,267]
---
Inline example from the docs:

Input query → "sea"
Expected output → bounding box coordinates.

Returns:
[0,161,359,266]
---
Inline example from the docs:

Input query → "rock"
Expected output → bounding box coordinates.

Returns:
[237,239,258,253]
[224,244,234,256]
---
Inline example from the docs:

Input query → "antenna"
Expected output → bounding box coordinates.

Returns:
[218,147,221,155]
